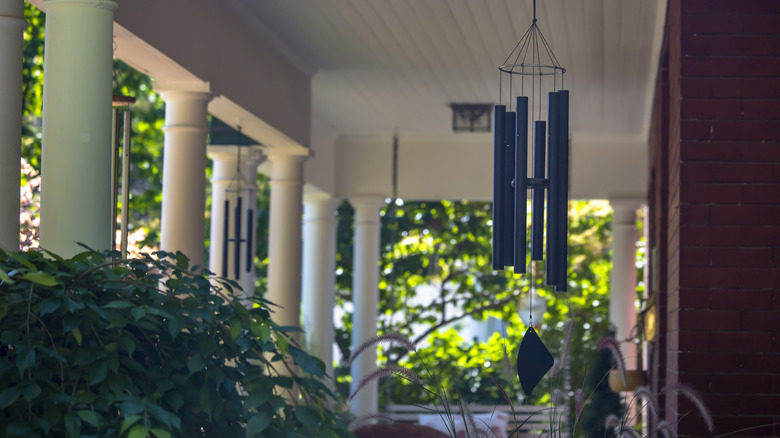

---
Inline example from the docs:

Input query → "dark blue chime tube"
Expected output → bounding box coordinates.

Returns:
[246,208,254,273]
[222,199,229,277]
[546,92,560,286]
[514,96,529,273]
[531,120,546,261]
[556,90,570,291]
[234,196,242,280]
[503,111,516,267]
[492,105,506,270]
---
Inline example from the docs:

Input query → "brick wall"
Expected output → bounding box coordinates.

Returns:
[653,1,780,436]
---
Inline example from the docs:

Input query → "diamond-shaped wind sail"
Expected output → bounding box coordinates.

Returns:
[516,327,554,395]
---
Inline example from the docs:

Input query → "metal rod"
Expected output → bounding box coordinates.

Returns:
[514,96,529,273]
[556,90,570,291]
[531,120,546,261]
[222,199,229,277]
[120,110,131,259]
[246,208,254,273]
[492,105,507,270]
[234,196,242,280]
[110,108,119,250]
[503,111,516,266]
[546,92,560,286]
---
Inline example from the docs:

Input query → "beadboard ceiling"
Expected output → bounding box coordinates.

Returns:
[224,0,666,143]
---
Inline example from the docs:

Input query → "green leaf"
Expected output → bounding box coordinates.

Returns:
[71,328,82,346]
[76,410,101,427]
[276,335,288,355]
[22,271,57,286]
[150,429,171,438]
[131,306,146,321]
[89,362,107,385]
[289,348,325,376]
[243,392,270,411]
[16,346,35,373]
[295,406,321,427]
[63,412,81,438]
[120,399,144,416]
[246,411,271,437]
[8,252,36,270]
[187,355,205,375]
[127,424,148,438]
[104,300,134,309]
[0,386,22,409]
[229,317,242,340]
[120,415,142,436]
[22,382,41,400]
[0,269,15,285]
[38,298,60,316]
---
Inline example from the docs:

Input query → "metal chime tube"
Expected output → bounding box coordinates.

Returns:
[120,110,131,258]
[545,92,560,285]
[246,208,254,273]
[234,196,242,280]
[503,111,516,266]
[514,96,529,273]
[222,199,229,277]
[556,90,570,291]
[110,109,119,248]
[531,120,546,261]
[492,105,507,270]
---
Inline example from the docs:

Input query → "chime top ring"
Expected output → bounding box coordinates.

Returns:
[499,64,566,76]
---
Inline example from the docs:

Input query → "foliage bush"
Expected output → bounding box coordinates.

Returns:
[0,248,353,438]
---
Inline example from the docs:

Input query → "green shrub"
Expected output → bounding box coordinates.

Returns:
[0,248,353,438]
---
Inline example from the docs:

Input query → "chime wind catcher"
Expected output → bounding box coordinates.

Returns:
[492,0,571,396]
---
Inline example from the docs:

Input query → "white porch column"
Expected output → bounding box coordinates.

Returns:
[349,196,385,417]
[0,1,25,250]
[39,0,116,256]
[608,201,640,369]
[301,194,339,379]
[266,152,306,331]
[157,84,211,270]
[208,145,264,300]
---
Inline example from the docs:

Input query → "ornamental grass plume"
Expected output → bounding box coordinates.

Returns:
[633,385,659,422]
[348,333,417,366]
[349,365,421,402]
[501,343,514,383]
[551,320,575,377]
[597,336,626,385]
[655,420,677,438]
[662,383,714,433]
[347,413,394,431]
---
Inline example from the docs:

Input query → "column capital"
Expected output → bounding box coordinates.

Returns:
[42,0,117,11]
[609,199,643,225]
[349,196,386,222]
[155,81,211,96]
[0,0,27,27]
[267,151,307,182]
[207,145,264,163]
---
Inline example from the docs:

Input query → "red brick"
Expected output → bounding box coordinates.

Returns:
[680,77,777,98]
[681,162,712,182]
[711,120,779,141]
[680,183,742,203]
[680,224,741,246]
[682,34,776,56]
[680,266,741,287]
[709,331,775,352]
[680,141,742,161]
[740,394,780,415]
[679,351,743,372]
[679,331,711,350]
[710,205,776,225]
[741,184,780,204]
[681,0,709,13]
[680,246,712,267]
[705,373,775,395]
[710,289,776,309]
[710,246,775,266]
[740,268,779,288]
[711,163,776,183]
[681,56,743,76]
[714,416,779,436]
[741,225,780,246]
[679,308,742,330]
[681,98,742,119]
[742,99,780,120]
[680,14,744,34]
[741,311,780,331]
[743,143,780,161]
[743,14,780,34]
[680,204,711,225]
[741,56,780,77]
[708,0,780,14]
[677,288,709,308]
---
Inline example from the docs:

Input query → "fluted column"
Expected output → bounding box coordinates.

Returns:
[609,201,640,368]
[301,194,339,379]
[157,84,212,270]
[0,1,25,250]
[266,151,307,332]
[208,145,264,301]
[349,196,385,417]
[39,0,116,256]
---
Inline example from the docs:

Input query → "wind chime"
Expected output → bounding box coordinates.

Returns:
[221,130,254,281]
[111,95,135,259]
[492,0,570,395]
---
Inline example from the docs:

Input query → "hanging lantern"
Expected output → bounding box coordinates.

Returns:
[492,0,570,293]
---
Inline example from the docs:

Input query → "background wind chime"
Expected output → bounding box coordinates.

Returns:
[111,95,135,259]
[492,0,570,395]
[221,129,255,282]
